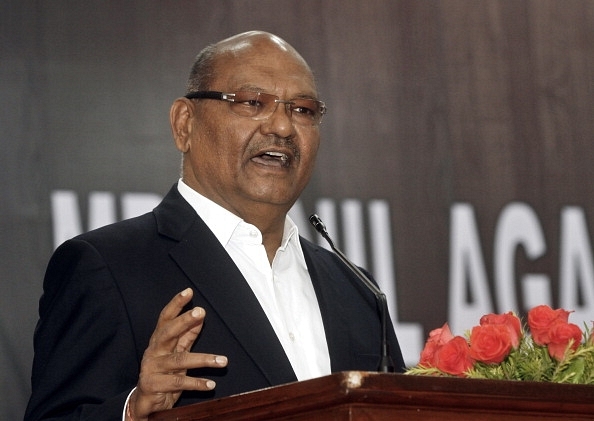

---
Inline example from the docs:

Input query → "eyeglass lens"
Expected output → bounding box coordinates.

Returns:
[230,92,325,125]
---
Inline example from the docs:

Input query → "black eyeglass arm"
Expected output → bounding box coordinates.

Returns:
[184,91,225,100]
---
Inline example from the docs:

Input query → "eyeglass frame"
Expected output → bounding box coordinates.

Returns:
[184,90,327,126]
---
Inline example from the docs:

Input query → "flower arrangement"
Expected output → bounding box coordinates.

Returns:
[406,305,594,384]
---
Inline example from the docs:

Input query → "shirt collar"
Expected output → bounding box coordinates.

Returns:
[177,179,301,251]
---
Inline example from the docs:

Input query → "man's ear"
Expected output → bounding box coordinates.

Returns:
[170,98,194,153]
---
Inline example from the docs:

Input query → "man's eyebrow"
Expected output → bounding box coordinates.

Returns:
[234,84,265,92]
[293,93,319,100]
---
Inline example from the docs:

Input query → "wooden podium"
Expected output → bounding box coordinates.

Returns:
[149,371,594,420]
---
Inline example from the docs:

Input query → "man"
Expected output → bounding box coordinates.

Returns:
[25,31,405,421]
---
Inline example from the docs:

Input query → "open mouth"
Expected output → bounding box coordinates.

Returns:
[252,151,291,167]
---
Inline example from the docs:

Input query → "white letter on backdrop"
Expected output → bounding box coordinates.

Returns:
[559,207,594,327]
[494,202,549,313]
[448,203,493,334]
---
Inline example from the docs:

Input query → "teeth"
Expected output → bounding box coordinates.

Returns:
[266,151,289,162]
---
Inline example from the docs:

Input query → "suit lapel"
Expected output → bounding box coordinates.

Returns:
[301,240,354,372]
[155,186,297,386]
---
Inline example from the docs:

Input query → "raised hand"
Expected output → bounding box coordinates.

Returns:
[126,288,228,421]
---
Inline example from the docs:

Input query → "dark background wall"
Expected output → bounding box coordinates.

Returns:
[2,1,594,418]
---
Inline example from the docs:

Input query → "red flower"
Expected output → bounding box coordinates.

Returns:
[479,312,522,348]
[527,305,571,345]
[468,324,513,364]
[547,322,583,361]
[419,323,454,367]
[419,324,474,376]
[428,323,455,345]
[419,341,439,368]
[434,336,474,376]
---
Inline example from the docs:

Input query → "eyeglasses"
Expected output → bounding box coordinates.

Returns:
[184,91,327,126]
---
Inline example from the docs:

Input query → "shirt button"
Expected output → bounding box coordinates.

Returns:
[289,332,295,341]
[249,229,258,237]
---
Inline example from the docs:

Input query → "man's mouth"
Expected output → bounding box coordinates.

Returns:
[252,151,291,167]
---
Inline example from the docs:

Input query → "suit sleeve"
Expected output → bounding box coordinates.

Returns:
[24,239,140,421]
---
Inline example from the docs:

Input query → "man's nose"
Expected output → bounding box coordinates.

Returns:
[260,101,295,138]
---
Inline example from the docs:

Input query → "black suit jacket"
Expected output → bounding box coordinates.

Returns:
[25,185,404,421]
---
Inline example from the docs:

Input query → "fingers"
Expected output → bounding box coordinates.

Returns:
[130,289,229,420]
[149,289,205,354]
[159,287,194,321]
[133,351,228,419]
[144,351,228,378]
[142,287,228,383]
[139,353,228,394]
[129,358,226,421]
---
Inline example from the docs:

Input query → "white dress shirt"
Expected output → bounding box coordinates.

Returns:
[177,179,331,380]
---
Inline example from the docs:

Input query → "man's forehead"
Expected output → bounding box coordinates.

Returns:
[213,62,317,97]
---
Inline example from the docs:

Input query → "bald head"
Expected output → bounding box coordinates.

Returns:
[216,31,304,61]
[186,31,313,94]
